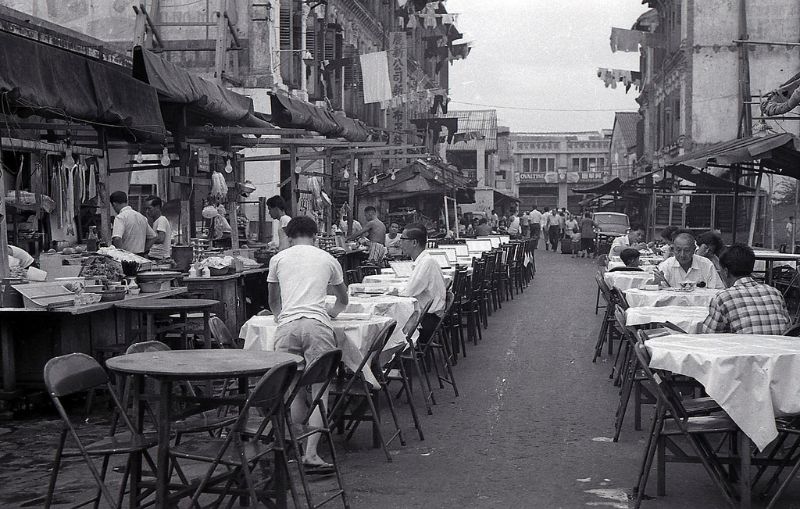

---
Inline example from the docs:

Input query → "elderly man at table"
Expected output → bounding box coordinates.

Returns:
[608,248,645,272]
[110,191,156,255]
[610,223,647,257]
[394,222,446,342]
[653,233,725,289]
[267,215,348,473]
[702,243,791,334]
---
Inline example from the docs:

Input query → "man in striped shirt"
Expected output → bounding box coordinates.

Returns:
[702,243,790,335]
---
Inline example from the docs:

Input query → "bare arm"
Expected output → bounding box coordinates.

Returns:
[112,237,123,249]
[346,224,370,242]
[153,231,166,245]
[268,282,282,316]
[329,282,349,318]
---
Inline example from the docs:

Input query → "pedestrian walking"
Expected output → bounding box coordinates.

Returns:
[546,208,561,251]
[541,207,551,250]
[507,209,521,236]
[520,210,530,238]
[530,205,542,249]
[578,212,597,258]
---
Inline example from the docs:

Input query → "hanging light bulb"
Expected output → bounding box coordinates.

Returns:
[134,147,144,164]
[391,169,397,180]
[372,175,378,184]
[343,167,350,179]
[434,172,439,181]
[224,158,233,173]
[160,146,170,166]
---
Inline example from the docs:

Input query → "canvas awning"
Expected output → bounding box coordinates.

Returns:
[669,133,800,176]
[358,159,474,203]
[572,178,624,195]
[270,92,370,141]
[0,32,166,141]
[133,47,270,128]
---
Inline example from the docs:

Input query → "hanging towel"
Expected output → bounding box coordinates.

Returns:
[88,162,97,199]
[360,51,392,104]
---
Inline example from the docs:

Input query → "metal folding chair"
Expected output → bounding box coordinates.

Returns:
[169,360,300,508]
[418,292,459,398]
[393,300,436,415]
[43,353,158,509]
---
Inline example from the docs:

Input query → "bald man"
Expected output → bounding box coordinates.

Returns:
[654,233,724,289]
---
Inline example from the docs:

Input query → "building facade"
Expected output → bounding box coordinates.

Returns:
[512,131,611,212]
[608,112,640,180]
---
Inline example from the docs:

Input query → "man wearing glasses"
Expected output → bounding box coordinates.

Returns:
[395,223,447,342]
[653,232,725,289]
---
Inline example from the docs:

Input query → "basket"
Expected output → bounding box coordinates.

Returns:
[139,280,170,293]
[209,266,233,276]
[98,288,127,302]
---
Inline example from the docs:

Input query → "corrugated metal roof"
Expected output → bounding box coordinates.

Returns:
[613,112,639,150]
[442,109,498,152]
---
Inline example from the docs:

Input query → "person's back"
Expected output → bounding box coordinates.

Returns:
[365,218,387,244]
[114,206,153,253]
[476,221,492,236]
[580,217,595,238]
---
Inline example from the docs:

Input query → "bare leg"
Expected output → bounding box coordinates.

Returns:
[292,382,330,465]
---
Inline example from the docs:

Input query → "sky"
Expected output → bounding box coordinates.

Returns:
[445,0,648,133]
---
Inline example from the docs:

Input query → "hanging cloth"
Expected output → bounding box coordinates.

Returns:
[88,162,97,199]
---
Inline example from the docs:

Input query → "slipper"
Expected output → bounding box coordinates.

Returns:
[303,461,335,475]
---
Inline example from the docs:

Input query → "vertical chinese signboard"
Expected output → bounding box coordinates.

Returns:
[389,31,408,145]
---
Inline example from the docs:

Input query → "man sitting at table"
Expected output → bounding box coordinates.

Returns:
[610,223,647,257]
[396,223,446,342]
[653,233,725,289]
[267,215,349,473]
[702,243,790,334]
[608,248,644,272]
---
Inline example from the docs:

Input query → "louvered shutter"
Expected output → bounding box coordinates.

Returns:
[279,3,294,85]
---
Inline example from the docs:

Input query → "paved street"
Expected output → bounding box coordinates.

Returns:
[3,249,800,508]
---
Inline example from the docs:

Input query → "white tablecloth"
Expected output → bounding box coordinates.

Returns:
[363,273,453,286]
[647,333,800,450]
[604,271,654,291]
[624,287,722,308]
[326,294,418,342]
[241,314,396,387]
[625,306,709,333]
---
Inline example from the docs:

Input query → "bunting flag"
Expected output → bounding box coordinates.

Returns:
[609,27,644,53]
[360,51,392,103]
[596,68,642,92]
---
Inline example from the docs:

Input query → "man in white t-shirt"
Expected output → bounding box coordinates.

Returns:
[110,191,156,255]
[507,210,521,236]
[610,223,646,257]
[266,195,292,251]
[267,215,348,473]
[7,245,34,269]
[144,196,172,260]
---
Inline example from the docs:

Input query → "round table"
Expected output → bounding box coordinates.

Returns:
[240,314,396,388]
[647,333,800,451]
[623,287,721,308]
[624,305,709,333]
[106,350,300,508]
[116,298,219,347]
[603,271,654,291]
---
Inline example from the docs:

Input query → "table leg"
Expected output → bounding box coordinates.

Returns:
[0,320,16,392]
[180,312,187,349]
[203,311,211,349]
[156,379,173,507]
[129,375,144,509]
[146,313,155,342]
[739,433,751,509]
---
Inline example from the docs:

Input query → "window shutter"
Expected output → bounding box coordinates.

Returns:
[280,3,294,85]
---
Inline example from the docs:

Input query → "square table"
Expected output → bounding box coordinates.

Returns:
[624,287,722,308]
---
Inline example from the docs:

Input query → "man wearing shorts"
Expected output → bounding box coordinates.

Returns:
[267,215,348,473]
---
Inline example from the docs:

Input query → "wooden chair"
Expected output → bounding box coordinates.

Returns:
[43,353,157,509]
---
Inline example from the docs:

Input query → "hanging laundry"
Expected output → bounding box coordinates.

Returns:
[421,4,438,28]
[88,162,97,200]
[406,13,418,29]
[360,51,392,103]
[397,0,408,7]
[610,27,644,53]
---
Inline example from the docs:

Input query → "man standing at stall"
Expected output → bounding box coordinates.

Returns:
[346,206,386,245]
[143,196,172,260]
[268,215,348,473]
[110,191,156,255]
[266,195,292,251]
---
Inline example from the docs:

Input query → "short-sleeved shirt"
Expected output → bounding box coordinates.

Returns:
[546,213,560,228]
[148,215,172,259]
[364,218,387,244]
[610,234,631,253]
[475,223,493,236]
[702,277,790,334]
[8,245,34,269]
[657,255,725,289]
[274,214,291,251]
[112,206,156,254]
[530,210,542,224]
[401,250,446,316]
[507,216,521,234]
[267,244,344,329]
[580,218,596,238]
[385,234,402,256]
[520,213,530,226]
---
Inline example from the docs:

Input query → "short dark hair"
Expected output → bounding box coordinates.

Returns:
[620,248,641,267]
[543,207,550,212]
[285,216,317,238]
[364,206,376,213]
[145,195,163,208]
[403,223,427,245]
[584,212,591,218]
[266,195,286,211]
[697,231,724,255]
[660,226,679,242]
[479,217,488,225]
[630,223,645,233]
[110,191,128,205]
[719,243,755,278]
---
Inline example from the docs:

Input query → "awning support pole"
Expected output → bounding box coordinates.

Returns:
[289,146,298,217]
[747,171,762,245]
[732,165,741,243]
[96,128,112,245]
[0,138,9,279]
[348,155,356,235]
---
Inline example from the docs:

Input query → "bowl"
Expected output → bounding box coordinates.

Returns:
[679,281,697,292]
[98,288,127,302]
[139,280,170,293]
[643,284,660,291]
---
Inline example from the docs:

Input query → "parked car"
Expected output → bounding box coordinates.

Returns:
[592,212,630,255]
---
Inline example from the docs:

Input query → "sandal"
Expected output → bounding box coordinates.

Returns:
[302,460,335,475]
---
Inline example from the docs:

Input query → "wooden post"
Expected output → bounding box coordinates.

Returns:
[324,149,332,234]
[258,196,267,243]
[228,156,240,249]
[176,107,193,242]
[0,141,9,278]
[214,2,229,82]
[289,146,298,217]
[96,129,112,246]
[747,171,762,246]
[348,155,356,235]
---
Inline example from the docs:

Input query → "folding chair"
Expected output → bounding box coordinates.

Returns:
[461,259,484,345]
[631,337,736,509]
[393,301,436,415]
[43,353,157,509]
[329,320,404,462]
[593,272,617,362]
[417,292,459,398]
[169,360,300,508]
[283,349,350,509]
[208,315,245,349]
[445,267,469,362]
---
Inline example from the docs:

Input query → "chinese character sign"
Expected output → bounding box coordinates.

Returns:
[389,32,408,145]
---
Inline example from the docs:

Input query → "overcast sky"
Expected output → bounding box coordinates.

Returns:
[446,0,648,133]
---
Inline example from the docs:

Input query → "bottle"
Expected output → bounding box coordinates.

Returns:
[188,264,198,278]
[86,226,98,252]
